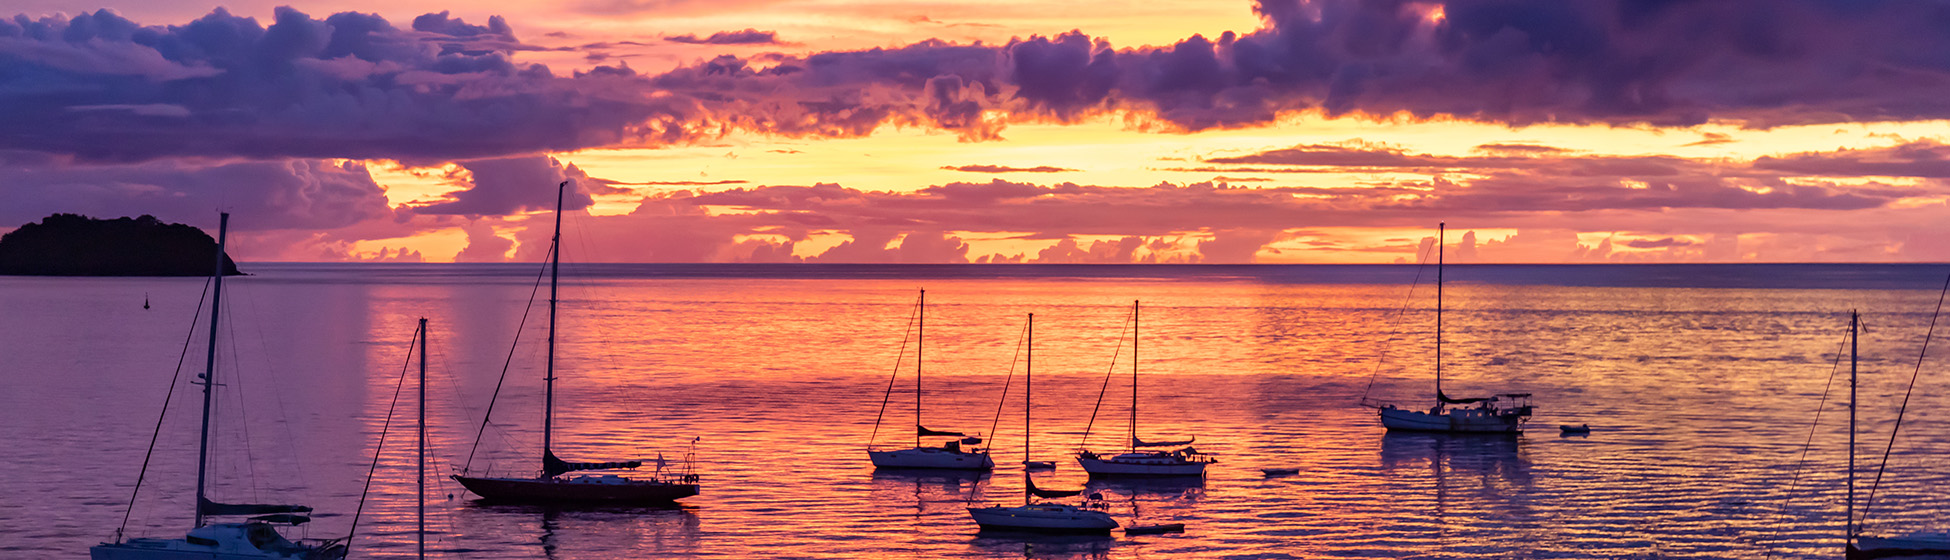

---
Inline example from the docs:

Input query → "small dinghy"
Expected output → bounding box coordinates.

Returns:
[1024,461,1056,470]
[1125,523,1185,535]
[1261,468,1299,477]
[1559,424,1591,435]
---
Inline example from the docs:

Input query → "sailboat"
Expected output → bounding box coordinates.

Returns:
[451,181,700,503]
[1377,223,1534,433]
[868,290,996,470]
[1846,307,1950,558]
[92,213,348,560]
[969,314,1118,533]
[1076,301,1215,477]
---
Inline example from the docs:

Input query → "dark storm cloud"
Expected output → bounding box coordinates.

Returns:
[665,29,782,45]
[662,0,1950,137]
[9,1,1950,168]
[0,7,697,163]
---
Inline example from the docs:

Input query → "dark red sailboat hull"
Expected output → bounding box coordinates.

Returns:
[452,475,699,504]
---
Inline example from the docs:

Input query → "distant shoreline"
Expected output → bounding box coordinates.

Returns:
[213,262,1949,291]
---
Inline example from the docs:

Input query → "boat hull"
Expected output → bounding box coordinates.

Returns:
[452,475,698,504]
[91,545,345,560]
[1852,535,1950,559]
[870,448,994,470]
[93,523,345,560]
[1076,453,1210,477]
[968,505,1117,533]
[1379,407,1525,433]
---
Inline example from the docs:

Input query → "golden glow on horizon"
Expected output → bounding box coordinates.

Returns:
[334,112,1950,264]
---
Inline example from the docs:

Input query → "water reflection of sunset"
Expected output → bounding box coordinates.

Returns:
[8,264,1950,558]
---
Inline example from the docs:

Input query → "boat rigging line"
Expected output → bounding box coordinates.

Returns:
[1861,272,1950,526]
[345,319,424,550]
[1076,308,1134,452]
[1357,240,1437,408]
[462,242,555,473]
[867,292,922,449]
[112,275,213,543]
[1762,322,1851,559]
[983,319,1030,456]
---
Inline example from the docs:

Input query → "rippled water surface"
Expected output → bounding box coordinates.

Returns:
[5,263,1950,559]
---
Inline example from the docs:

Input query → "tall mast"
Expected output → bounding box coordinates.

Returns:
[1848,310,1858,541]
[916,289,924,449]
[1436,222,1445,400]
[192,212,229,528]
[1024,313,1033,507]
[1129,300,1139,454]
[542,181,565,471]
[417,317,428,559]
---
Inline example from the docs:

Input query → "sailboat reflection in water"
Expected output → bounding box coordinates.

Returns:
[867,290,996,470]
[92,213,347,560]
[451,181,700,504]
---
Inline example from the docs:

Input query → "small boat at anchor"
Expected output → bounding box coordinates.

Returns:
[451,181,699,504]
[1076,301,1215,478]
[969,313,1118,534]
[868,289,996,470]
[1376,223,1535,434]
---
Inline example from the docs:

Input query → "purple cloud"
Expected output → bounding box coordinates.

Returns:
[0,8,696,163]
[665,29,782,45]
[412,155,597,216]
[1625,237,1693,249]
[0,151,391,231]
[14,1,1950,165]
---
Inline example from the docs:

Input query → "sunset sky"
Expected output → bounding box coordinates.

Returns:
[4,0,1949,263]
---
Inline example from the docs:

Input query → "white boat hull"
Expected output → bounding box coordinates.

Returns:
[870,448,994,470]
[968,505,1117,533]
[1076,452,1210,477]
[1378,406,1524,433]
[91,524,345,560]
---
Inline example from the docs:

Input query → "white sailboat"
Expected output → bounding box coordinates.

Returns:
[868,290,996,470]
[451,181,700,504]
[92,213,348,560]
[1076,301,1215,477]
[1846,306,1950,558]
[969,314,1118,534]
[1377,223,1534,433]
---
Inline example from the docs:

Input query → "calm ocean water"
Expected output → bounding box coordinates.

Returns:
[3,263,1949,559]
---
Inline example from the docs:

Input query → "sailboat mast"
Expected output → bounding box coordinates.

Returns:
[1130,300,1138,454]
[417,317,427,558]
[917,289,924,449]
[1848,310,1858,540]
[1436,222,1445,400]
[543,181,565,470]
[1025,312,1033,507]
[192,212,228,528]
